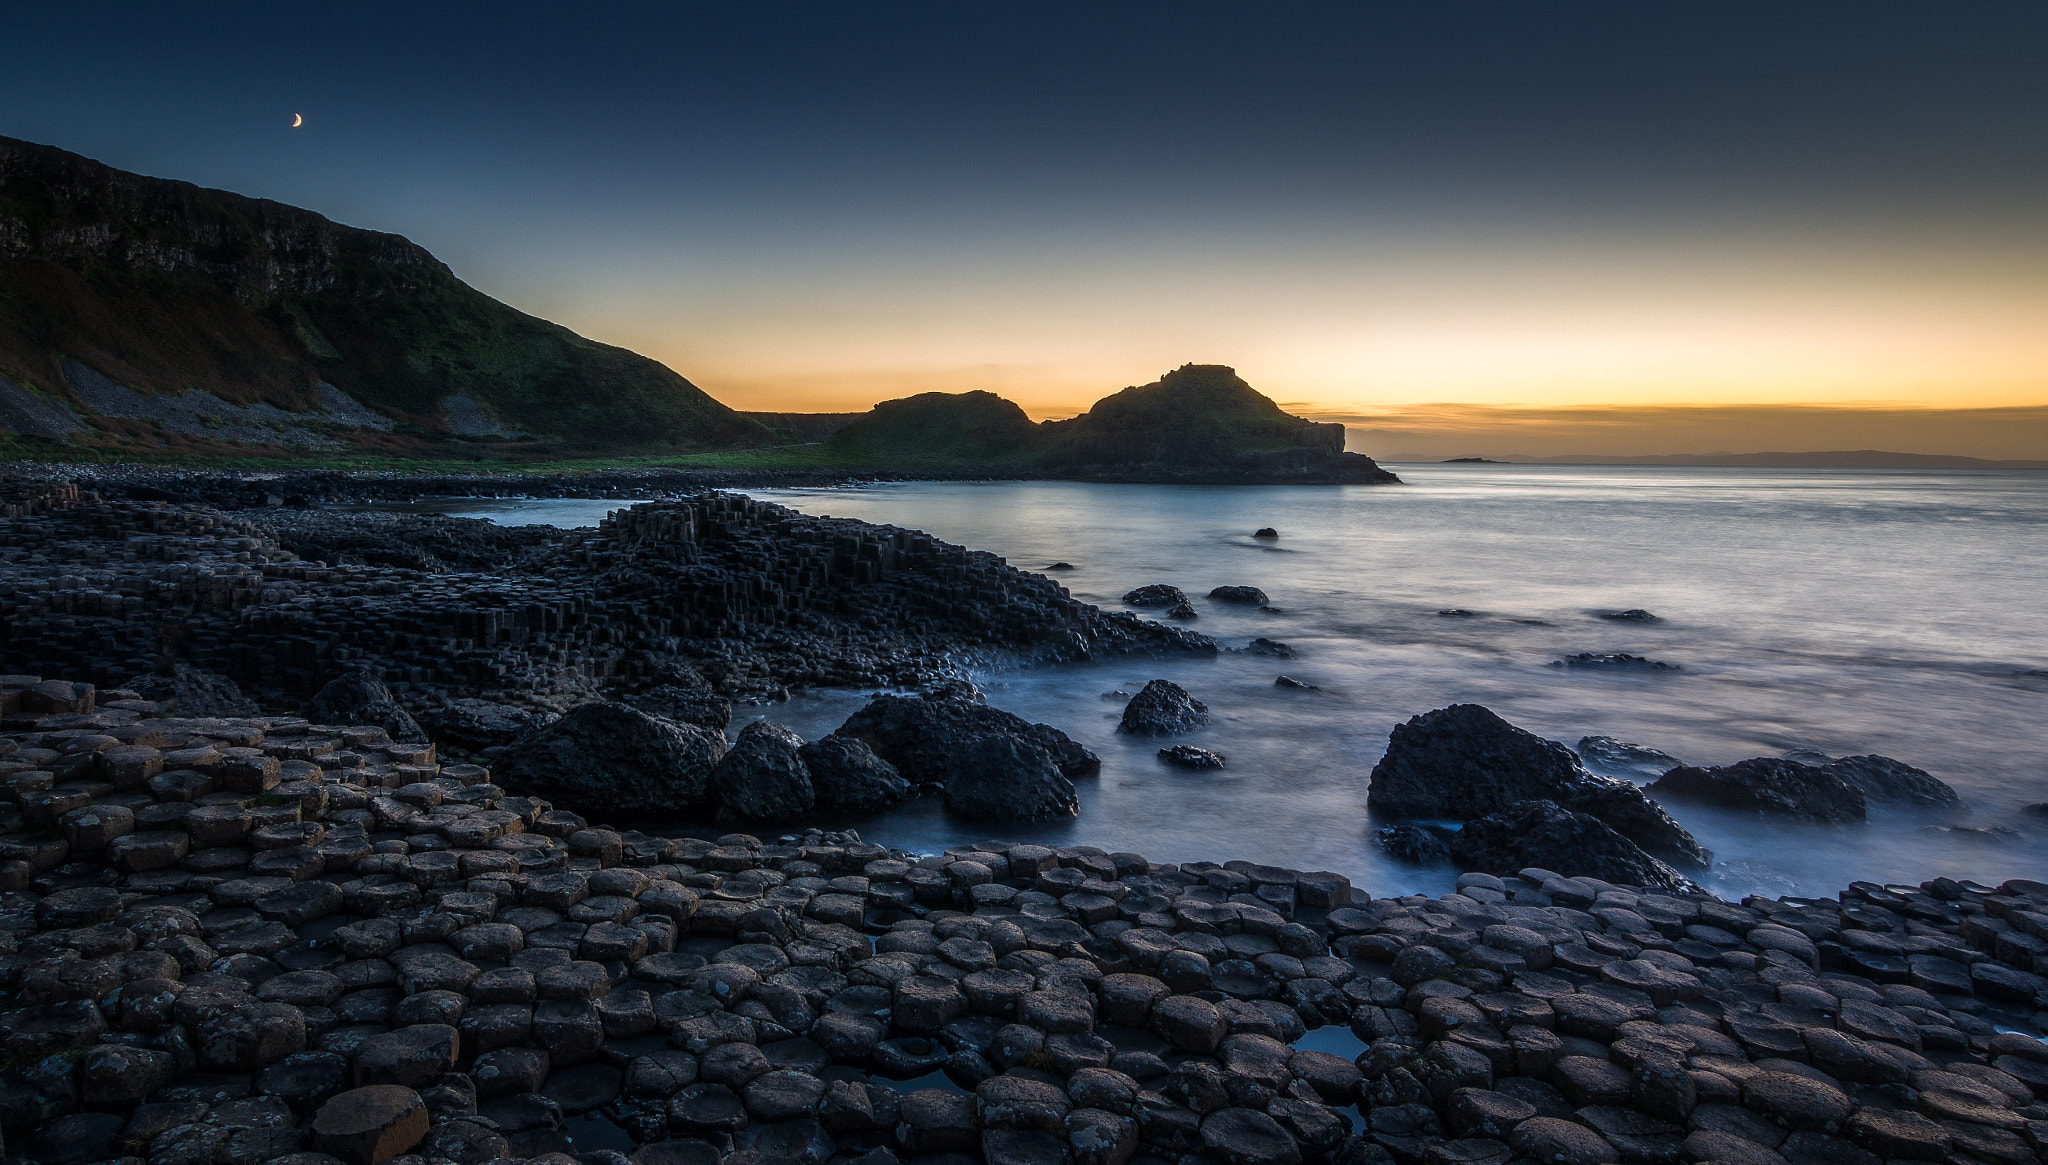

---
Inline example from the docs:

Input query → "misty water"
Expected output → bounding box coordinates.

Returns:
[416,465,2048,899]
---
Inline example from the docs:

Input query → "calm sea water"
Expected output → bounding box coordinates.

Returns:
[416,466,2048,899]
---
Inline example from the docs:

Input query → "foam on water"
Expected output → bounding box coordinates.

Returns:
[420,465,2048,897]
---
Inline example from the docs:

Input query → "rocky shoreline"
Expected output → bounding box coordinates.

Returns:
[1,675,2046,1165]
[0,474,1211,717]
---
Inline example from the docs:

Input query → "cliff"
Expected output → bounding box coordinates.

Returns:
[0,136,774,455]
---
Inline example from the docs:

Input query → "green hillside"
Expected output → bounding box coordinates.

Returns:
[0,136,774,456]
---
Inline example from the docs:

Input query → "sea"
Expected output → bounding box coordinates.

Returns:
[393,465,2048,900]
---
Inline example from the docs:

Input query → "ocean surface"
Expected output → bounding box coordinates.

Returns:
[403,465,2048,899]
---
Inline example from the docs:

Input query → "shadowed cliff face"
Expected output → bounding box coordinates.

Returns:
[0,136,775,453]
[822,363,1399,483]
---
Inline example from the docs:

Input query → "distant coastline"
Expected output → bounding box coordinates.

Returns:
[1396,449,2048,470]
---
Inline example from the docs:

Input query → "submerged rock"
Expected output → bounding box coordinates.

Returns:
[1576,736,1683,779]
[943,734,1078,821]
[1244,638,1293,658]
[1784,749,1962,808]
[307,671,425,742]
[1368,704,1709,869]
[1550,653,1680,671]
[800,734,910,812]
[836,692,1098,787]
[1123,584,1189,608]
[709,720,813,820]
[1117,679,1210,737]
[1601,609,1660,622]
[1273,676,1320,690]
[1209,586,1269,605]
[1377,824,1452,864]
[1253,527,1279,538]
[1158,745,1226,769]
[1165,601,1199,620]
[1649,757,1866,822]
[495,701,726,814]
[1449,800,1695,891]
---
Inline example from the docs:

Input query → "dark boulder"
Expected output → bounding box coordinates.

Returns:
[1368,704,1709,869]
[1124,584,1189,607]
[1649,758,1866,822]
[422,699,558,754]
[1274,676,1321,690]
[1253,528,1279,539]
[1450,800,1695,891]
[1117,680,1210,737]
[122,664,258,717]
[494,701,726,814]
[1377,824,1452,864]
[1601,609,1660,622]
[1165,601,1199,620]
[1576,736,1682,779]
[627,685,734,732]
[836,693,1099,787]
[943,734,1079,822]
[709,721,813,820]
[1784,749,1961,809]
[1158,745,1226,769]
[307,671,425,742]
[799,735,910,812]
[1245,638,1293,658]
[1210,586,1270,605]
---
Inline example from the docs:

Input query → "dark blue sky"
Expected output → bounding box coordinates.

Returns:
[5,2,2046,423]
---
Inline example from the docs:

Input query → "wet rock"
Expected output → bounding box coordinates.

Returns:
[1116,680,1209,737]
[1369,704,1708,868]
[1210,587,1270,605]
[307,672,426,742]
[1254,528,1279,539]
[1649,758,1866,822]
[1158,745,1226,769]
[799,735,909,812]
[123,664,260,717]
[1575,737,1682,779]
[1273,676,1320,690]
[710,721,814,820]
[1124,585,1189,608]
[495,702,726,815]
[943,734,1079,822]
[308,1085,430,1165]
[1448,800,1694,892]
[1549,654,1679,671]
[1244,638,1293,658]
[836,693,1098,785]
[1783,750,1961,809]
[1201,1107,1302,1165]
[353,1024,460,1088]
[1601,609,1659,622]
[1377,824,1453,865]
[421,699,557,753]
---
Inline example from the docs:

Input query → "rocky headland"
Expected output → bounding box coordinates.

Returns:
[1,674,2046,1165]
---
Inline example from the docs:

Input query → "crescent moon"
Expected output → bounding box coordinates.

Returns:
[291,113,303,128]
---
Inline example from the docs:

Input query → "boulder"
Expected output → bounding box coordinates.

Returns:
[1158,745,1226,769]
[943,734,1079,822]
[1602,609,1659,622]
[800,735,910,812]
[1649,758,1865,822]
[307,672,425,742]
[1377,824,1452,864]
[310,1085,430,1165]
[1784,749,1961,809]
[121,664,258,717]
[1253,528,1279,538]
[628,684,734,732]
[836,693,1098,786]
[494,701,726,814]
[1209,586,1269,605]
[1369,704,1709,868]
[1448,800,1695,892]
[1117,680,1210,737]
[422,699,558,754]
[1124,584,1189,607]
[709,721,814,820]
[1576,736,1682,779]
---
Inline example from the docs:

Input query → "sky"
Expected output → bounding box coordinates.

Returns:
[4,2,2046,456]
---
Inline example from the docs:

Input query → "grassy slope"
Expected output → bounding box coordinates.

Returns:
[0,136,774,456]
